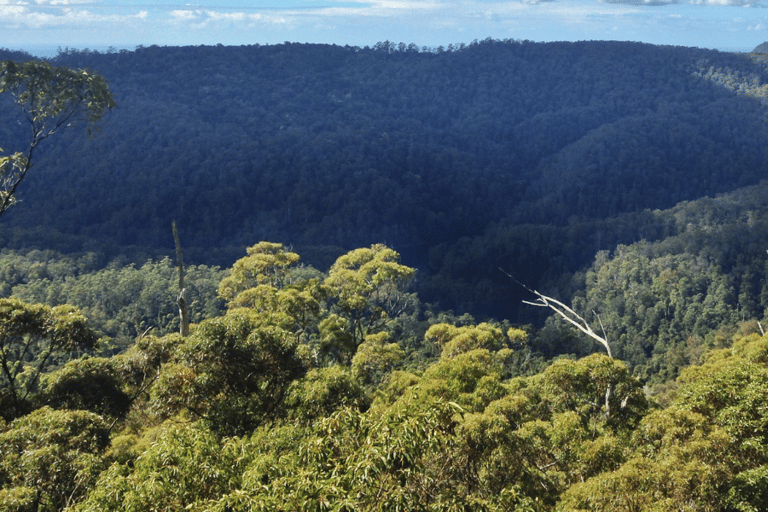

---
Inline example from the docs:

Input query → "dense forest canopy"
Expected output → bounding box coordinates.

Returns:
[4,39,768,510]
[2,241,768,510]
[2,39,768,322]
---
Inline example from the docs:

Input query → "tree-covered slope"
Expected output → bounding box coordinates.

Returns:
[5,241,768,511]
[2,39,768,319]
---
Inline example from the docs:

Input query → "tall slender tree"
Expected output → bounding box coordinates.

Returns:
[0,60,115,216]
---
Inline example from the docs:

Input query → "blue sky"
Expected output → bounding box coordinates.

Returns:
[1,0,767,56]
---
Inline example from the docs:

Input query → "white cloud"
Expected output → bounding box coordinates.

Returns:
[0,5,24,21]
[603,0,679,5]
[0,3,148,28]
[604,0,767,5]
[168,8,294,29]
[170,9,197,20]
[35,0,94,5]
[689,0,765,5]
[163,0,442,32]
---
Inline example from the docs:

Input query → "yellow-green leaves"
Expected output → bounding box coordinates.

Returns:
[326,244,414,309]
[284,366,369,423]
[426,322,506,358]
[0,407,109,512]
[148,307,307,435]
[73,421,248,512]
[217,242,301,304]
[325,244,415,348]
[560,407,732,512]
[541,354,647,429]
[0,298,99,420]
[352,331,405,386]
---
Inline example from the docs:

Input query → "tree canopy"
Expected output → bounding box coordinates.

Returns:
[1,41,768,322]
[1,240,768,510]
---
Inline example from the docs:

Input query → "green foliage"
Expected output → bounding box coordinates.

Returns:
[217,241,301,305]
[416,349,509,413]
[561,332,768,511]
[0,298,98,420]
[73,421,250,512]
[7,240,768,510]
[351,331,405,387]
[540,354,648,431]
[283,366,369,423]
[324,244,416,356]
[78,402,537,512]
[3,36,768,511]
[3,251,225,349]
[576,244,740,381]
[674,333,768,466]
[220,401,538,511]
[426,322,507,359]
[111,333,180,395]
[559,406,732,511]
[545,191,768,384]
[0,59,115,216]
[725,466,768,512]
[0,60,115,127]
[317,312,357,364]
[37,356,131,419]
[150,308,306,435]
[3,42,768,333]
[0,406,109,511]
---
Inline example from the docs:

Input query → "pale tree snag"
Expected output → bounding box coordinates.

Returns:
[502,269,622,420]
[173,221,190,337]
[524,288,619,419]
[524,292,612,358]
[501,269,612,357]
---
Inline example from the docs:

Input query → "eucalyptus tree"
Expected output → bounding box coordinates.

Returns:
[0,298,98,420]
[0,60,115,216]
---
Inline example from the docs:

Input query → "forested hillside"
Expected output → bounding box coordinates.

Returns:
[7,38,768,510]
[3,39,768,322]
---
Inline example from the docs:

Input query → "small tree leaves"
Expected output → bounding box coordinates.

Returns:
[0,59,115,216]
[0,298,99,420]
[0,60,115,131]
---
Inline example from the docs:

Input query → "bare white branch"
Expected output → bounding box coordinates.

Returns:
[503,268,612,357]
[523,290,612,358]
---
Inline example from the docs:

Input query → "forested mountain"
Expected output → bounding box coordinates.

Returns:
[3,39,768,323]
[8,39,768,510]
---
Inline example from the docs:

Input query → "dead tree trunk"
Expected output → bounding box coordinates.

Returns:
[173,221,190,337]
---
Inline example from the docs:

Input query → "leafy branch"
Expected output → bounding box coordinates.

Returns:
[0,60,115,217]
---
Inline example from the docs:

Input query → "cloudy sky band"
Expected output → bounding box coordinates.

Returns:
[1,0,766,54]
